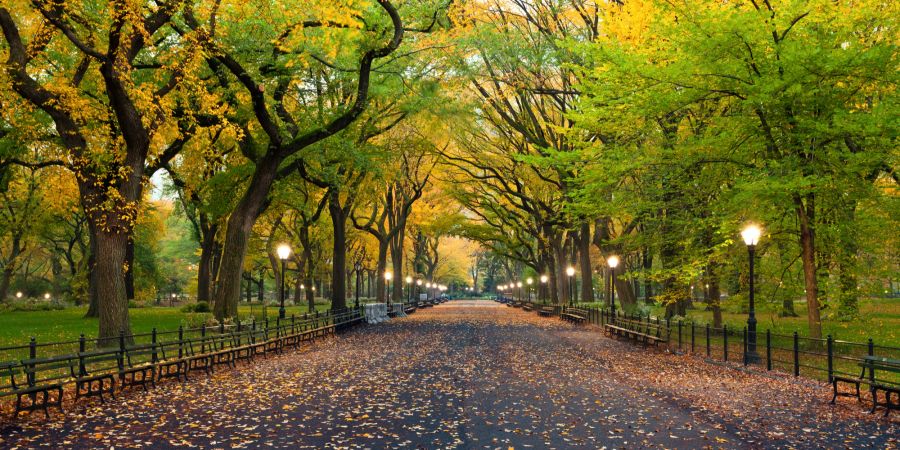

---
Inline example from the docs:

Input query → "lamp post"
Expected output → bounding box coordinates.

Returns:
[526,277,533,303]
[416,279,423,303]
[276,244,291,319]
[607,255,620,317]
[384,271,393,308]
[566,266,576,305]
[540,275,548,304]
[405,276,413,304]
[741,224,762,364]
[516,281,523,302]
[354,262,362,309]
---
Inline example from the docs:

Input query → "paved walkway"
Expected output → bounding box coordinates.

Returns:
[0,300,896,449]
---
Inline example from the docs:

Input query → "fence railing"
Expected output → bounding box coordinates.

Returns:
[538,303,900,385]
[0,308,365,407]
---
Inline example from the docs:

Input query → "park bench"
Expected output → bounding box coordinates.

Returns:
[537,306,554,317]
[603,317,667,346]
[522,303,534,312]
[404,303,417,315]
[18,356,71,417]
[120,343,158,391]
[0,359,65,418]
[832,356,900,416]
[206,333,238,369]
[72,350,118,404]
[155,341,189,383]
[561,307,589,324]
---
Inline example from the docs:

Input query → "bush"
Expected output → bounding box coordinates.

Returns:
[0,297,68,312]
[180,301,211,313]
[181,313,218,329]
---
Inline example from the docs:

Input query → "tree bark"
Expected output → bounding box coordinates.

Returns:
[213,154,279,320]
[795,194,823,338]
[578,223,594,302]
[95,230,131,346]
[328,189,349,311]
[124,238,135,301]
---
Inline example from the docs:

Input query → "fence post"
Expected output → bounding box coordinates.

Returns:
[220,321,225,335]
[705,324,710,357]
[691,323,695,353]
[78,334,86,375]
[766,329,772,371]
[291,315,296,334]
[826,335,833,383]
[723,325,728,362]
[27,337,36,386]
[118,331,126,375]
[678,320,682,351]
[178,326,184,358]
[151,328,158,363]
[867,337,873,357]
[201,325,207,353]
[793,331,800,377]
[742,327,748,366]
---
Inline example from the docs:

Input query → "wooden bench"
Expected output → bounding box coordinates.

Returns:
[604,317,667,346]
[19,356,72,417]
[561,307,589,324]
[120,343,158,391]
[537,306,554,317]
[522,303,534,312]
[1,359,65,418]
[833,356,900,416]
[73,350,117,404]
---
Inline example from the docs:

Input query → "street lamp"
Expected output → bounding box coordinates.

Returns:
[405,276,413,303]
[516,281,523,302]
[384,271,393,307]
[607,255,620,316]
[741,224,762,364]
[566,266,576,305]
[354,262,362,309]
[526,277,533,303]
[540,275,548,304]
[276,244,291,319]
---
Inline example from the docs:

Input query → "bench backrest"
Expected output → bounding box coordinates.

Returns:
[0,361,21,393]
[76,350,121,376]
[863,356,900,383]
[21,355,77,387]
[124,343,160,367]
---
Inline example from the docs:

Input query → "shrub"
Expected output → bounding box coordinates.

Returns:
[181,313,218,329]
[0,298,68,312]
[180,301,211,313]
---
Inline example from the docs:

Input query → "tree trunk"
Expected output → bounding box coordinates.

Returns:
[0,266,12,302]
[328,190,349,311]
[707,263,723,328]
[95,230,131,345]
[795,194,823,338]
[213,154,279,320]
[197,220,218,303]
[374,241,388,302]
[578,223,594,303]
[124,238,135,301]
[390,230,404,302]
[85,223,100,317]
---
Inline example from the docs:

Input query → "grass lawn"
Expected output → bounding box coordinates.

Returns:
[574,297,899,346]
[0,302,333,349]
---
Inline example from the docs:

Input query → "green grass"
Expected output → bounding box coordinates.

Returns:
[574,297,900,347]
[0,303,332,349]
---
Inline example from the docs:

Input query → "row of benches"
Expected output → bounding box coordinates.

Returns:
[0,312,361,418]
[530,305,898,416]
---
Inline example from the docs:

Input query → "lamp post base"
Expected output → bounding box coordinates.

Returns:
[745,351,761,364]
